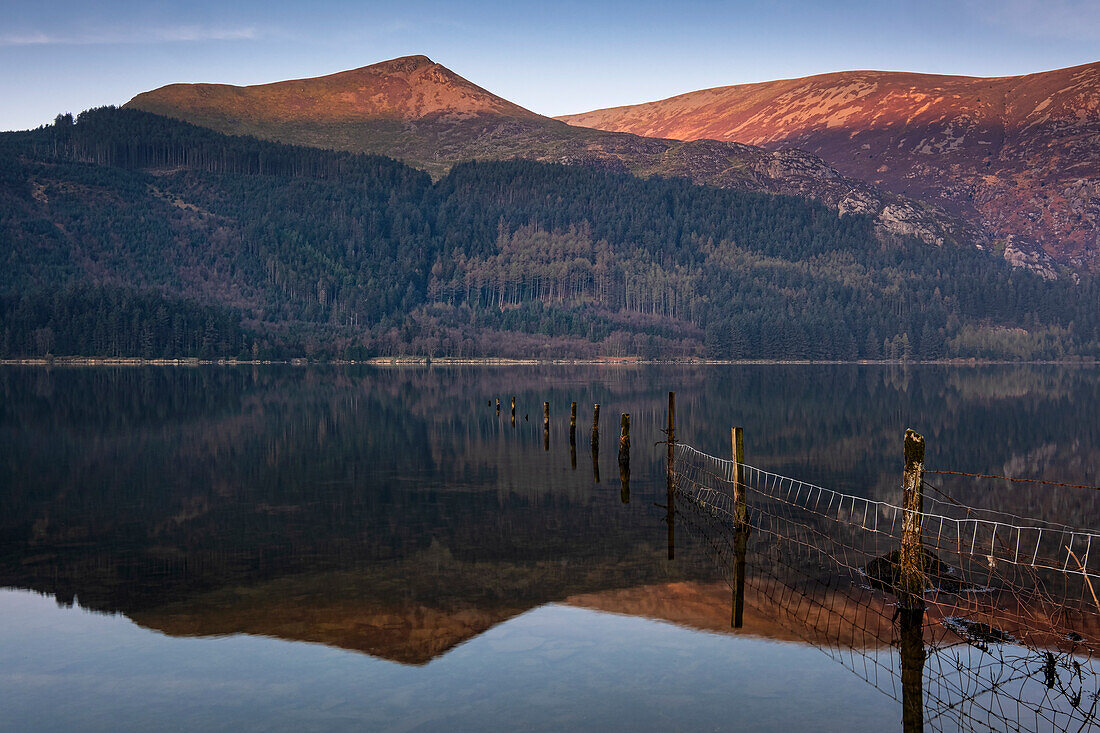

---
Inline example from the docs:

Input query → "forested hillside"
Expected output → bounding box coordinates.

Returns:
[2,107,1098,360]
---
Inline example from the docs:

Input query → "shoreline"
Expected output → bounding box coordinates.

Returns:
[1,356,1098,367]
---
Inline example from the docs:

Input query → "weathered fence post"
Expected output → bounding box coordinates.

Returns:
[496,398,501,416]
[591,404,600,448]
[618,414,630,459]
[591,403,601,483]
[667,392,676,561]
[732,427,747,528]
[511,396,516,426]
[618,414,631,503]
[569,401,578,470]
[732,426,748,628]
[543,401,550,451]
[900,429,926,612]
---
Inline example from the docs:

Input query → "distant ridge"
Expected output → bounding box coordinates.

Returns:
[558,62,1100,268]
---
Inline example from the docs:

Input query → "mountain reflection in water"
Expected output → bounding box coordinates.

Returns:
[1,365,1100,731]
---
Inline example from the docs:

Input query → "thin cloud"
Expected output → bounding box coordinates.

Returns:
[967,0,1100,41]
[152,26,259,42]
[0,25,261,47]
[0,32,56,46]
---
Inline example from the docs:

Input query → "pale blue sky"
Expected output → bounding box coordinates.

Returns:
[2,0,1099,131]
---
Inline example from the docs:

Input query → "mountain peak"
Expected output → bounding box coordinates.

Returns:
[125,55,539,125]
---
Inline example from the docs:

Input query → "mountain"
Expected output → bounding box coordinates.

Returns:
[125,56,976,251]
[559,62,1100,270]
[129,55,540,124]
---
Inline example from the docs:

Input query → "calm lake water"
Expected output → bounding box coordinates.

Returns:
[1,364,1099,732]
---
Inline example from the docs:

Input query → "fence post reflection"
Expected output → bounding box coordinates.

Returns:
[899,607,926,733]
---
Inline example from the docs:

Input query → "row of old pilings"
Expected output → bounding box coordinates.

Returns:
[487,396,633,502]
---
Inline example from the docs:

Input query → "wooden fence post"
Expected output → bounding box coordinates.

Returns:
[732,426,747,628]
[496,398,501,416]
[591,404,600,448]
[591,403,601,482]
[667,392,676,560]
[619,413,630,452]
[732,427,746,528]
[570,402,577,442]
[619,413,630,504]
[900,429,926,611]
[511,396,516,425]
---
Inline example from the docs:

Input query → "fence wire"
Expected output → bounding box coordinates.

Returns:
[671,441,1100,732]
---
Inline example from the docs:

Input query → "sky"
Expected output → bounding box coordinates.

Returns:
[2,0,1099,131]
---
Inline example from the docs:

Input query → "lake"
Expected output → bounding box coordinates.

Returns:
[1,364,1099,732]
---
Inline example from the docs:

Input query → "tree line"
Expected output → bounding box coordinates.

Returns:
[1,106,1098,360]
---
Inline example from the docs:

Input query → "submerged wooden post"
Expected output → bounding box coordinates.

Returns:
[732,426,747,628]
[543,402,550,451]
[496,398,501,416]
[618,413,630,504]
[618,413,630,457]
[569,401,577,470]
[900,429,926,611]
[667,392,676,561]
[511,396,516,426]
[591,403,600,448]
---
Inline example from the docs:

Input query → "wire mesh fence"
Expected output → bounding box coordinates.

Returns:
[671,440,1100,732]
